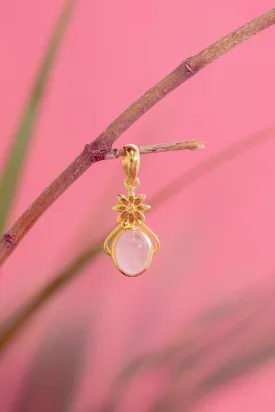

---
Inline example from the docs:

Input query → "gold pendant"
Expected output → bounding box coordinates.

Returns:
[104,144,160,277]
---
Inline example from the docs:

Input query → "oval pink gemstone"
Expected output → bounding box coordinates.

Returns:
[113,230,152,276]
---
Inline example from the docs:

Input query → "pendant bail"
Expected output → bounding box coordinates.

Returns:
[122,144,140,187]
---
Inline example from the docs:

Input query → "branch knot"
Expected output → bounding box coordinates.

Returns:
[4,233,15,246]
[89,143,112,163]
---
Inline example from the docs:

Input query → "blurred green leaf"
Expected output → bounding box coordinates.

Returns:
[82,294,275,412]
[12,316,90,412]
[0,0,76,235]
[0,240,101,355]
[102,302,264,412]
[151,338,275,412]
[148,301,275,411]
[199,341,275,391]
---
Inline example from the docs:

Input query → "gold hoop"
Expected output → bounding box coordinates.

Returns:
[122,144,140,187]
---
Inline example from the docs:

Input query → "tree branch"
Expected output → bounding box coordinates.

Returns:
[1,8,275,267]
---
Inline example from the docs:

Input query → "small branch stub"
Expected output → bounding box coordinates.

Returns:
[105,140,205,160]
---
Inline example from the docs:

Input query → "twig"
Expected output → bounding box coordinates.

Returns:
[105,140,205,159]
[0,8,275,266]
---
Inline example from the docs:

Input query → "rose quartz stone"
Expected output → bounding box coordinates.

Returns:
[114,230,151,276]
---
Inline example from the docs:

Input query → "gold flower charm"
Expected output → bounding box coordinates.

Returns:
[112,194,151,225]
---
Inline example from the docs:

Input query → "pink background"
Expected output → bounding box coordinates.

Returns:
[1,0,275,411]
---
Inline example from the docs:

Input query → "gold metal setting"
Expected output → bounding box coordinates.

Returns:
[104,144,159,276]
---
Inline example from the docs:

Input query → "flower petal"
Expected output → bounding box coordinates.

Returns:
[129,212,135,224]
[117,210,129,223]
[112,204,126,212]
[118,194,128,205]
[134,210,145,222]
[128,196,134,204]
[134,194,145,205]
[137,203,151,212]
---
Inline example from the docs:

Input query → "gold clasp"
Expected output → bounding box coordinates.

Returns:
[122,144,140,187]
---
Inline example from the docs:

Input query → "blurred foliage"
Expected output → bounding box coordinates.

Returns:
[0,241,101,355]
[69,288,275,411]
[1,125,274,357]
[0,0,76,235]
[1,1,275,408]
[0,127,275,409]
[12,317,90,412]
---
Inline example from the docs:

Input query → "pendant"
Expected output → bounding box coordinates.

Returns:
[104,144,160,277]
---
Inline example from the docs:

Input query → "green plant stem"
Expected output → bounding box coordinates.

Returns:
[0,242,101,353]
[0,0,76,234]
